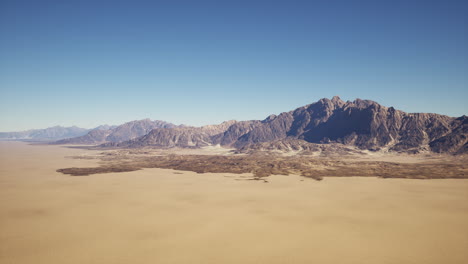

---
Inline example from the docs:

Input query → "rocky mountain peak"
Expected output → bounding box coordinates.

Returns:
[350,98,381,109]
[263,114,277,122]
[331,95,345,107]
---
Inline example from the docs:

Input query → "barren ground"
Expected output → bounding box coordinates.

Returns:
[1,141,468,264]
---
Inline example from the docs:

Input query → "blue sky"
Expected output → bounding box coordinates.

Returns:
[1,0,467,131]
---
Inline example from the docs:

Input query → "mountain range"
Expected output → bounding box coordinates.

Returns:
[0,126,91,141]
[104,96,466,154]
[52,119,178,144]
[2,97,466,154]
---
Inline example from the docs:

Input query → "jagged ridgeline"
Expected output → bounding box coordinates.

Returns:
[52,119,179,144]
[57,97,466,154]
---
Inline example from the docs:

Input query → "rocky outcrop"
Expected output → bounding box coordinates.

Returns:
[429,116,467,154]
[235,138,365,156]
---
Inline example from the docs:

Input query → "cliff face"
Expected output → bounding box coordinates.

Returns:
[429,116,467,154]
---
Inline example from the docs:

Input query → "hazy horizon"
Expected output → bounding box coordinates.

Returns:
[1,1,467,131]
[1,94,467,132]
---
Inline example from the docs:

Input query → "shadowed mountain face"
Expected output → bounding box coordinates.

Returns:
[0,126,90,141]
[429,116,467,154]
[54,119,177,144]
[111,97,466,154]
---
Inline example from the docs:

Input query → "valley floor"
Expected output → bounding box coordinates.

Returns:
[1,141,468,264]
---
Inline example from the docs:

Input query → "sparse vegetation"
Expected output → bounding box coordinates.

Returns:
[57,150,467,180]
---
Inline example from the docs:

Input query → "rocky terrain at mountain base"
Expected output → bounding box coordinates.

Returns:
[234,139,367,155]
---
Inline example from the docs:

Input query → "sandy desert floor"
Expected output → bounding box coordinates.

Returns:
[1,141,468,264]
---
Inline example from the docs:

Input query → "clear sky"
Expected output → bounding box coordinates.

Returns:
[1,0,467,131]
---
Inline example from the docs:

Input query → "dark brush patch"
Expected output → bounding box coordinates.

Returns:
[57,154,467,180]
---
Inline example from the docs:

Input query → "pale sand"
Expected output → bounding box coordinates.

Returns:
[1,142,467,264]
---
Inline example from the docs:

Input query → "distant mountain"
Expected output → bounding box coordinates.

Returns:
[53,129,113,145]
[0,126,90,141]
[110,97,467,154]
[92,124,118,131]
[54,119,177,144]
[103,120,243,148]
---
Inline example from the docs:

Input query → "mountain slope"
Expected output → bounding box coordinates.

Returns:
[105,121,242,148]
[54,119,177,144]
[113,96,466,154]
[234,96,461,153]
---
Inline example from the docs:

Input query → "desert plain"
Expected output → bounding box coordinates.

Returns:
[1,141,468,264]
